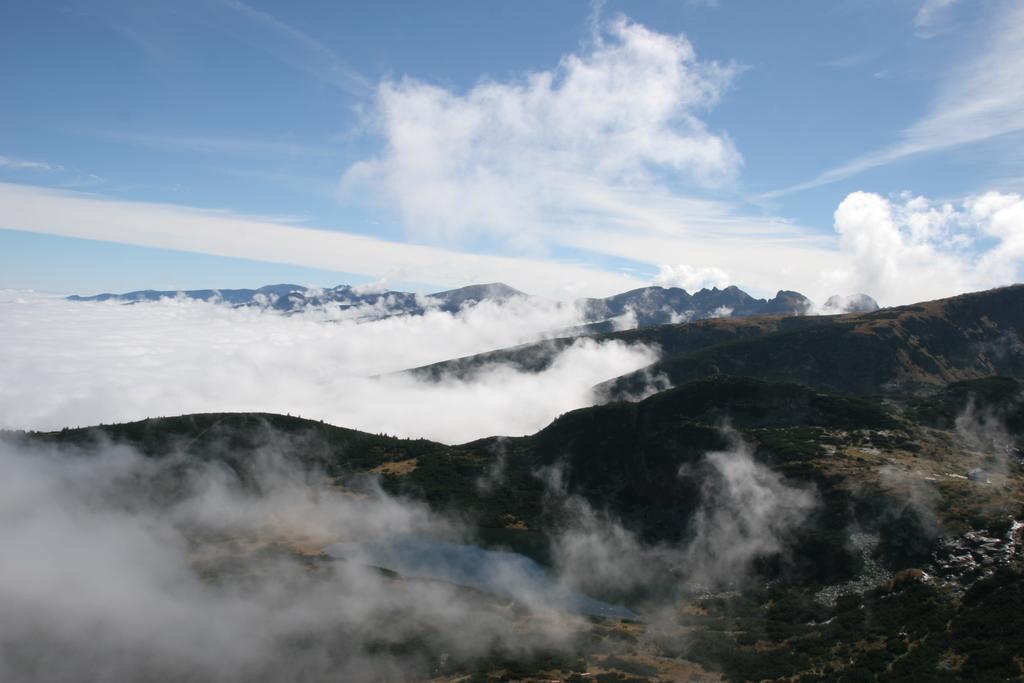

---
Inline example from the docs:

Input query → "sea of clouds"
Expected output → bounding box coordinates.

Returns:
[0,291,658,442]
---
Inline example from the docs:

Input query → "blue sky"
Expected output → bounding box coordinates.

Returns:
[1,0,1022,303]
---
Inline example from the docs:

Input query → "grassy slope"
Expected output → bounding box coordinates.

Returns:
[15,377,1024,680]
[20,376,1022,573]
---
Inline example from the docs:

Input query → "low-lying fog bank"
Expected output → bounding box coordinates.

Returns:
[0,436,577,681]
[0,425,817,682]
[0,292,659,442]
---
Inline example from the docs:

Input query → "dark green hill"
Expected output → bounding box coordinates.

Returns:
[19,374,1022,583]
[607,285,1024,399]
[404,315,801,381]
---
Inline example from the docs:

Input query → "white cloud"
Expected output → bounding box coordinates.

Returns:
[350,278,390,295]
[0,154,62,172]
[329,11,866,303]
[821,189,1024,304]
[769,0,1024,195]
[0,178,849,304]
[653,263,731,291]
[2,11,908,306]
[710,305,733,318]
[0,182,642,299]
[590,187,1024,306]
[548,432,817,596]
[0,292,658,442]
[817,293,878,315]
[6,179,1017,308]
[340,15,741,244]
[4,11,1016,312]
[683,437,817,587]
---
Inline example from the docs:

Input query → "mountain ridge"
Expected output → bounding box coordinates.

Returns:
[67,280,878,330]
[407,284,1024,399]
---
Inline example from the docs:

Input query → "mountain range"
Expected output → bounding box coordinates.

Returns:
[68,281,878,329]
[68,281,523,316]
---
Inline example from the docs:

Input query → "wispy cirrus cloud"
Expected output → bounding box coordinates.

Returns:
[92,130,335,160]
[0,182,642,299]
[207,0,371,95]
[0,154,63,173]
[766,0,1024,197]
[90,0,369,96]
[0,178,851,303]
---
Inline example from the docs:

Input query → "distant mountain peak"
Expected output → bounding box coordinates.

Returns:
[577,283,812,329]
[430,282,524,300]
